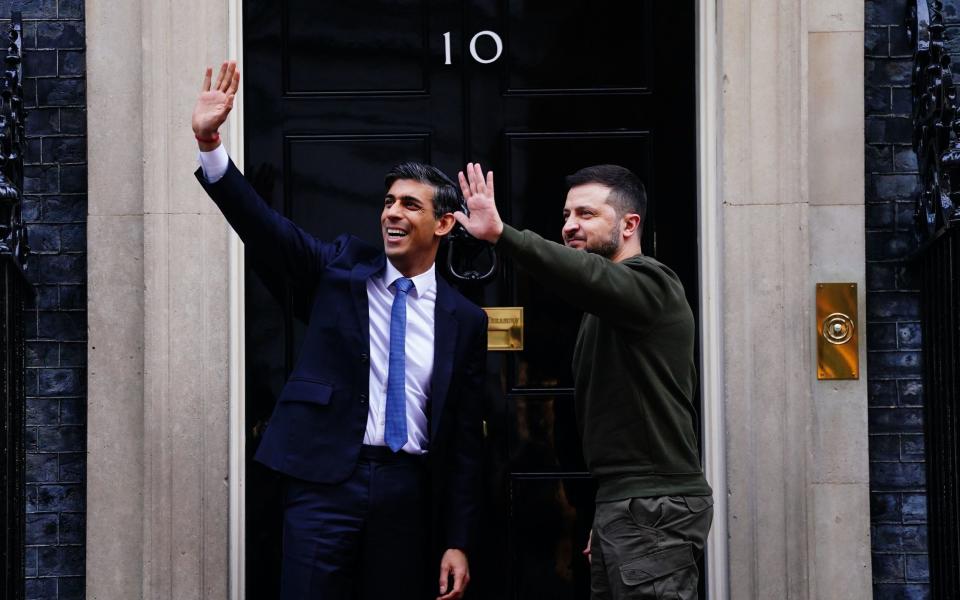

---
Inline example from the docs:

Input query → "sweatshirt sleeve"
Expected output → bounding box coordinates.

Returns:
[496,225,684,331]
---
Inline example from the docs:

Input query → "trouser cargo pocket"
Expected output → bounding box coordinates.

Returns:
[591,495,713,600]
[619,543,696,599]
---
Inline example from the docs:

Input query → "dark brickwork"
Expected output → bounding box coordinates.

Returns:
[11,0,87,598]
[866,1,939,598]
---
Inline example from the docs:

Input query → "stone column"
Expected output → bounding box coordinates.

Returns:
[806,1,872,597]
[86,0,233,597]
[718,0,871,597]
[720,1,812,597]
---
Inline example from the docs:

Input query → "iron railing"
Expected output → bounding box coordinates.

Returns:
[909,1,960,597]
[0,12,29,600]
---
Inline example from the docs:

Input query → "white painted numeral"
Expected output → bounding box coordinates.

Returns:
[469,30,503,64]
[442,31,503,65]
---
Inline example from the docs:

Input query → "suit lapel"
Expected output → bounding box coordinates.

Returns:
[351,254,385,350]
[431,277,458,440]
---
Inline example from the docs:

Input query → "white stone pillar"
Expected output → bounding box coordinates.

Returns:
[86,0,233,597]
[806,0,873,597]
[717,0,872,597]
[720,0,812,597]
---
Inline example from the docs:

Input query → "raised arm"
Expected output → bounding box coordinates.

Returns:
[455,163,679,329]
[192,62,341,284]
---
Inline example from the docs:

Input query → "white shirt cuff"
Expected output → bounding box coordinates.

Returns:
[198,144,229,183]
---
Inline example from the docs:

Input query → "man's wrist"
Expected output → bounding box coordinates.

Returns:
[492,221,504,244]
[194,127,220,149]
[197,140,221,152]
[195,130,219,142]
[485,220,505,245]
[195,130,221,152]
[494,223,520,249]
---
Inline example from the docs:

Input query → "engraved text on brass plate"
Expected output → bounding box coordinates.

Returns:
[483,307,524,351]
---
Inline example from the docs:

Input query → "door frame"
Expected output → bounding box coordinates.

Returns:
[227,2,246,598]
[225,1,727,598]
[695,1,727,598]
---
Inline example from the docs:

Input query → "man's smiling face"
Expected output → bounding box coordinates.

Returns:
[381,178,444,274]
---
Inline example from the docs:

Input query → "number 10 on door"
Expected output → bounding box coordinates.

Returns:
[443,31,504,65]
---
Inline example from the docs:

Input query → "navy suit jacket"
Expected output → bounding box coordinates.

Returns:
[196,161,487,551]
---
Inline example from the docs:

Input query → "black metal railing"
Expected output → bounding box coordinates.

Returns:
[0,11,29,600]
[909,1,960,597]
[909,0,960,244]
[917,232,960,599]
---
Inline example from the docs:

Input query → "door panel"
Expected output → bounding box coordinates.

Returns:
[285,135,431,241]
[507,395,586,473]
[509,475,595,599]
[501,0,653,93]
[283,0,429,95]
[243,2,698,598]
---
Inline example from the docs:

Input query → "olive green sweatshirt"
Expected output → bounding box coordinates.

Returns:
[497,225,712,500]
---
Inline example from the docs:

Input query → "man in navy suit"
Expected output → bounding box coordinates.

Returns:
[192,61,486,600]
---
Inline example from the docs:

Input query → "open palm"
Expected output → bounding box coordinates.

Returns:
[455,162,503,243]
[192,61,240,137]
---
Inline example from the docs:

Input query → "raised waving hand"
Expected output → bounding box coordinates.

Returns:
[192,60,240,147]
[455,162,504,244]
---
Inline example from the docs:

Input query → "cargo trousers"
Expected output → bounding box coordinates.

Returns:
[590,495,714,599]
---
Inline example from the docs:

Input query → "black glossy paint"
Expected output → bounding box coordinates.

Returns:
[243,1,698,598]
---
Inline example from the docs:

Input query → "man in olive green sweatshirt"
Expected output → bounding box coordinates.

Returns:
[455,163,713,599]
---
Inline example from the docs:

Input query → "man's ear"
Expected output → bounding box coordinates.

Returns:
[622,213,642,239]
[435,213,456,237]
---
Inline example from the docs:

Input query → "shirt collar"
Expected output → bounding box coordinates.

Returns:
[383,260,436,298]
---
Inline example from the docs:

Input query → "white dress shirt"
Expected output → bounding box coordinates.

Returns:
[364,262,435,453]
[198,144,229,183]
[199,146,435,454]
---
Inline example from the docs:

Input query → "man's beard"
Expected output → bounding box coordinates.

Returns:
[584,222,622,259]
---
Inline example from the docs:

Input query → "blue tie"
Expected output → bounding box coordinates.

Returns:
[385,277,414,452]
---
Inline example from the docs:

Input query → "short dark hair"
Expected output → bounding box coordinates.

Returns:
[565,164,647,221]
[384,162,462,219]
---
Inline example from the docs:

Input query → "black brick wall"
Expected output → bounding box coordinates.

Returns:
[866,1,935,599]
[12,0,86,598]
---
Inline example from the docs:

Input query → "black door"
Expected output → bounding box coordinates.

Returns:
[242,2,698,598]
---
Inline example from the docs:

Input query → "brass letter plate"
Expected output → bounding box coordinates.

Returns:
[483,307,524,351]
[816,283,859,380]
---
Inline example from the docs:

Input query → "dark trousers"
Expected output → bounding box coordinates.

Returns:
[280,445,429,600]
[590,495,714,600]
